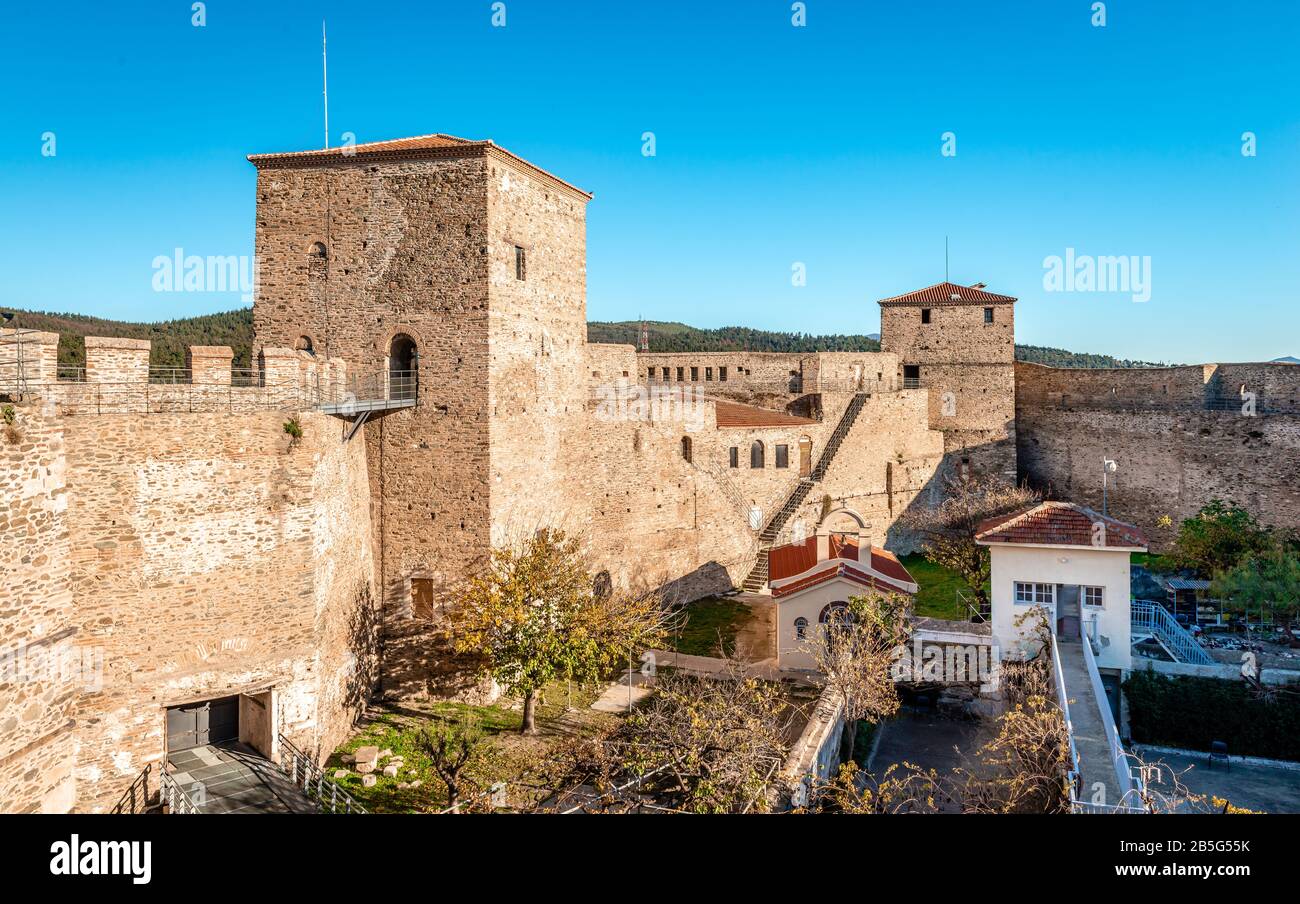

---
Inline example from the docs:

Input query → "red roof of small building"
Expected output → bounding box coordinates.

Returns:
[714,400,818,428]
[877,281,1017,307]
[768,534,917,598]
[974,501,1149,550]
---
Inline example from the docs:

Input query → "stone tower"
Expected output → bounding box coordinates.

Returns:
[249,134,592,697]
[878,281,1017,480]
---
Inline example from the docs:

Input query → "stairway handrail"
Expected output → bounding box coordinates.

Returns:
[160,768,202,814]
[1131,599,1213,665]
[1078,615,1145,806]
[276,733,368,814]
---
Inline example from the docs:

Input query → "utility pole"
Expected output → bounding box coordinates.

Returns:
[322,21,329,149]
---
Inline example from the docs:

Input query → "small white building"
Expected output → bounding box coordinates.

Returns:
[975,501,1148,673]
[768,526,918,670]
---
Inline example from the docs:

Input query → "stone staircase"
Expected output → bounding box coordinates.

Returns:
[740,393,870,592]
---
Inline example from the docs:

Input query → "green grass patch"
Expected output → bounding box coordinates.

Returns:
[326,679,613,813]
[666,596,751,656]
[900,554,983,621]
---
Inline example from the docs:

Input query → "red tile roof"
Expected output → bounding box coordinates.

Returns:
[974,501,1149,549]
[877,281,1017,307]
[768,534,917,598]
[247,132,592,200]
[714,400,818,429]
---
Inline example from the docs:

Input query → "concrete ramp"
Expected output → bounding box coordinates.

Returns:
[1056,639,1122,806]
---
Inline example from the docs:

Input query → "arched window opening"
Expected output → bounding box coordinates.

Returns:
[794,617,809,640]
[681,436,693,463]
[295,335,315,355]
[750,440,765,469]
[819,602,852,625]
[389,334,418,401]
[309,241,328,260]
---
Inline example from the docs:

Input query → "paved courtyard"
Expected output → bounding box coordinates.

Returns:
[862,709,996,811]
[1136,747,1300,814]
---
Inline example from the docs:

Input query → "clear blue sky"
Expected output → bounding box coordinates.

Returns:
[2,1,1297,363]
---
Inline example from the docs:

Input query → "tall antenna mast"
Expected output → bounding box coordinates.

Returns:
[322,20,329,149]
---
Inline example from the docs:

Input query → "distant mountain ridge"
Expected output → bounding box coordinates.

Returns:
[3,307,1176,371]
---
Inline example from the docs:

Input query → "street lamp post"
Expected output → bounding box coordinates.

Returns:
[1102,458,1118,516]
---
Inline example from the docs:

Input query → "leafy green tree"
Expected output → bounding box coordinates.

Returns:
[451,528,669,734]
[1168,499,1273,577]
[1211,544,1300,629]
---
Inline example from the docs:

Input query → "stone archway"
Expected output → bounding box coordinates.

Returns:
[821,506,867,534]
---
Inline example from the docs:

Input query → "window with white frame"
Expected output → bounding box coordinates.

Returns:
[1014,582,1055,605]
[1082,586,1104,608]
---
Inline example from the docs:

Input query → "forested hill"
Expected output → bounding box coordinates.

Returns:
[1013,343,1170,369]
[587,321,884,353]
[4,307,1169,370]
[591,320,1171,367]
[5,307,256,368]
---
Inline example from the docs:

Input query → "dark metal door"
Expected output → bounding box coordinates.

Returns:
[166,696,239,753]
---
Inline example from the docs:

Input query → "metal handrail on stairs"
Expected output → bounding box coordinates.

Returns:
[160,769,202,814]
[276,733,368,814]
[1131,599,1214,665]
[741,393,871,591]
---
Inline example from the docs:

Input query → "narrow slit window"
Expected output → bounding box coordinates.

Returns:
[514,245,526,280]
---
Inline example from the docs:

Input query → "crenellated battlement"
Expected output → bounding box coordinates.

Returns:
[1,329,350,415]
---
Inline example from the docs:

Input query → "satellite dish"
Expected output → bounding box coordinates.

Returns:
[1104,459,1118,474]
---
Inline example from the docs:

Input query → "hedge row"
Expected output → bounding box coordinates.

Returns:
[1123,668,1300,761]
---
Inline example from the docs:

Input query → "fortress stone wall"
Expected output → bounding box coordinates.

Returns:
[0,407,77,813]
[1016,361,1300,548]
[0,341,379,812]
[5,132,1297,814]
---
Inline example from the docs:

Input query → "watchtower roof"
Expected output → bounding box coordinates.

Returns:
[247,132,592,201]
[877,281,1017,307]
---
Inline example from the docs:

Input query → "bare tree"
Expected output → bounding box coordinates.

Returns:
[802,590,912,763]
[417,717,485,811]
[956,656,1071,814]
[902,475,1038,611]
[540,660,792,813]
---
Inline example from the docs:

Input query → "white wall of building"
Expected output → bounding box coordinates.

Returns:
[988,544,1133,671]
[776,579,863,671]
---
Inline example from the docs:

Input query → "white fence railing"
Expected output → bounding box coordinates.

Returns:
[1078,616,1146,808]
